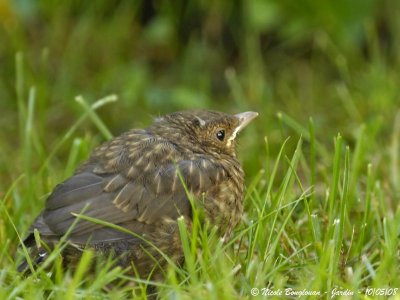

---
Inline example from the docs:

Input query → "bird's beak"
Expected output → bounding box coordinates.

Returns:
[234,111,258,132]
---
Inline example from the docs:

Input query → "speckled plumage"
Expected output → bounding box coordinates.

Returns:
[19,109,258,279]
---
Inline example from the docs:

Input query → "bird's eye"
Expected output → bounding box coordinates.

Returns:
[216,130,225,141]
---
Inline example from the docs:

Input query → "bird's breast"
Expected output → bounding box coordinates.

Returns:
[202,161,244,234]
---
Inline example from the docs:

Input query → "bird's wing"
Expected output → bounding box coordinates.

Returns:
[31,130,228,244]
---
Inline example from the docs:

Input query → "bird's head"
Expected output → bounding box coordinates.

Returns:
[152,110,258,157]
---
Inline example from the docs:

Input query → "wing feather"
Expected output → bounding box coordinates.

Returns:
[29,132,228,244]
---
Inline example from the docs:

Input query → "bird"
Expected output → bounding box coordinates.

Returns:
[18,109,258,280]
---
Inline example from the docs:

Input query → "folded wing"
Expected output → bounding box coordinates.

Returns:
[28,130,228,245]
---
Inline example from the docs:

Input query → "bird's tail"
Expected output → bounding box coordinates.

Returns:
[17,248,49,275]
[17,234,49,275]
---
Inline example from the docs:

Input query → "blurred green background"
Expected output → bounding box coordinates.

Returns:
[1,1,400,297]
[0,0,399,222]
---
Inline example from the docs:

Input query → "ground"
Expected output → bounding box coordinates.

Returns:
[0,1,399,299]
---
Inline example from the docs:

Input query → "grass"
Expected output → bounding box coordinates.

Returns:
[1,90,399,299]
[1,1,400,299]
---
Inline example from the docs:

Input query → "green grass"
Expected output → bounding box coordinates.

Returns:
[1,1,400,299]
[1,92,399,299]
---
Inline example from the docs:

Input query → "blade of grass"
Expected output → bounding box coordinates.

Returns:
[0,175,35,277]
[308,117,316,208]
[64,138,83,177]
[75,95,114,140]
[356,163,373,253]
[38,94,118,175]
[327,134,343,232]
[247,137,290,262]
[391,111,400,195]
[24,87,36,205]
[177,216,197,284]
[264,138,303,266]
[277,111,329,158]
[15,52,26,144]
[66,249,94,300]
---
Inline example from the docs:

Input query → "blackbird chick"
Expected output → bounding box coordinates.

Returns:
[19,110,258,279]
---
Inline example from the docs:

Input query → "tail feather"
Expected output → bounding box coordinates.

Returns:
[17,246,49,275]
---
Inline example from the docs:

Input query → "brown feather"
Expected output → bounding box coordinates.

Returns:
[19,109,257,282]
